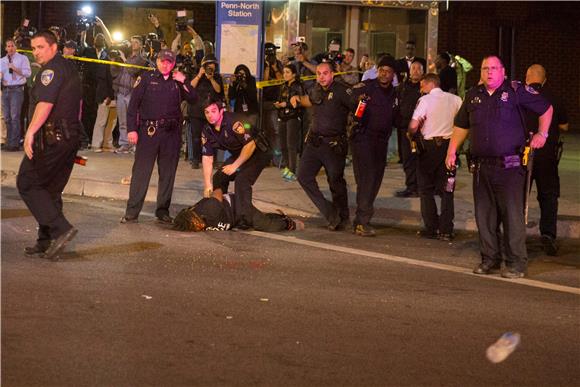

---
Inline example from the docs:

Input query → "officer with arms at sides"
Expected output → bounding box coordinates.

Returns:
[201,96,271,229]
[394,59,424,198]
[446,55,553,279]
[17,31,82,260]
[291,62,357,231]
[350,56,398,236]
[525,64,569,256]
[120,49,197,224]
[409,73,462,241]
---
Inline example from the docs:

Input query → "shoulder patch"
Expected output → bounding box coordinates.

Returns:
[41,69,54,86]
[233,122,245,135]
[133,76,141,88]
[525,84,539,95]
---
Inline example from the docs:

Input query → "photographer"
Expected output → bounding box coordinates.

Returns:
[110,35,148,154]
[338,48,359,86]
[274,64,304,182]
[228,64,258,115]
[172,25,205,67]
[188,54,224,168]
[262,42,283,163]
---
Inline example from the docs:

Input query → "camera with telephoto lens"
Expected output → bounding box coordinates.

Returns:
[324,42,343,65]
[175,10,194,32]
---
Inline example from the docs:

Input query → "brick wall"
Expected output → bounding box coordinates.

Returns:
[438,1,579,130]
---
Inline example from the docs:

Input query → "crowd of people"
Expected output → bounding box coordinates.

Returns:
[1,14,569,279]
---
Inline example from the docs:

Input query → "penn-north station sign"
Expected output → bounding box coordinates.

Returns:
[220,1,260,18]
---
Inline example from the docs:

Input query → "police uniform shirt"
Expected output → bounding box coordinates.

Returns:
[525,83,568,145]
[32,53,81,123]
[127,69,196,132]
[454,80,550,157]
[201,112,253,158]
[412,88,462,139]
[309,80,356,137]
[395,80,421,129]
[355,79,397,138]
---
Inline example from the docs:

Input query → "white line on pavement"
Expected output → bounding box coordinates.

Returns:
[244,231,580,296]
[64,197,580,296]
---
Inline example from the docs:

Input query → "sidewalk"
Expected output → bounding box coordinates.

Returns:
[2,135,579,238]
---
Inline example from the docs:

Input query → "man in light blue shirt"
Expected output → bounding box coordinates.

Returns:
[1,38,31,150]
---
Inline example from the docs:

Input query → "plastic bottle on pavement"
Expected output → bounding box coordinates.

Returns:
[486,332,521,363]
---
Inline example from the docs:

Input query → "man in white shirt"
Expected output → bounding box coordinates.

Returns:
[408,73,462,241]
[1,38,31,150]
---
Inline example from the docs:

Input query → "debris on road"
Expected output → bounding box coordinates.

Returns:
[141,295,153,300]
[486,332,521,363]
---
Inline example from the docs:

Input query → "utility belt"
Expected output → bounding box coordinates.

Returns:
[306,131,347,154]
[1,84,25,90]
[141,118,180,137]
[470,154,522,173]
[40,119,79,148]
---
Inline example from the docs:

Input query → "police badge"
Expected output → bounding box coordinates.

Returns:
[40,69,54,86]
[501,92,509,102]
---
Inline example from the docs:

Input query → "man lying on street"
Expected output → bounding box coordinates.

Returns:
[173,188,305,232]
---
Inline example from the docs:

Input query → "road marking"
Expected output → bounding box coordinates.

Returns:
[244,231,580,296]
[65,197,580,296]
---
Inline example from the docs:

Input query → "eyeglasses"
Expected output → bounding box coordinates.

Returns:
[481,66,503,72]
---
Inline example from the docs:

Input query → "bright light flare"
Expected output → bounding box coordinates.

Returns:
[112,31,124,42]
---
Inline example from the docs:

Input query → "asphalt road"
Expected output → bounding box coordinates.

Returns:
[2,187,579,386]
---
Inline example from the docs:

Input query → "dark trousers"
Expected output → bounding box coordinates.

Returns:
[351,135,388,226]
[398,128,418,192]
[189,117,204,163]
[417,139,454,234]
[278,117,301,173]
[531,143,559,238]
[297,141,349,224]
[245,205,289,232]
[396,127,404,162]
[474,164,527,271]
[213,150,270,226]
[17,135,79,245]
[125,123,181,219]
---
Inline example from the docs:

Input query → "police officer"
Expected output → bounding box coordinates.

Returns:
[121,49,197,224]
[446,55,553,279]
[350,56,398,236]
[395,60,424,197]
[292,62,357,231]
[17,31,82,260]
[409,74,462,241]
[525,64,569,256]
[201,96,271,228]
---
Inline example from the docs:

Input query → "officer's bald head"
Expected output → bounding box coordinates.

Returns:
[526,64,546,85]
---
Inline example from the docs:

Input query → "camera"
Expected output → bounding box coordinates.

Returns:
[324,42,343,65]
[175,10,194,32]
[76,10,95,32]
[204,65,215,77]
[144,32,161,58]
[109,40,131,60]
[264,43,279,65]
[176,55,196,77]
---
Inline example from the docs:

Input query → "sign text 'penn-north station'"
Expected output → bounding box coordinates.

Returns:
[220,1,260,17]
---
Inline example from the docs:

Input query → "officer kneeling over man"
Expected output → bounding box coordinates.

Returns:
[201,96,272,229]
[121,49,197,224]
[173,188,304,232]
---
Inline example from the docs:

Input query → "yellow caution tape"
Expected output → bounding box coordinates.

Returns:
[17,49,153,71]
[256,70,361,89]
